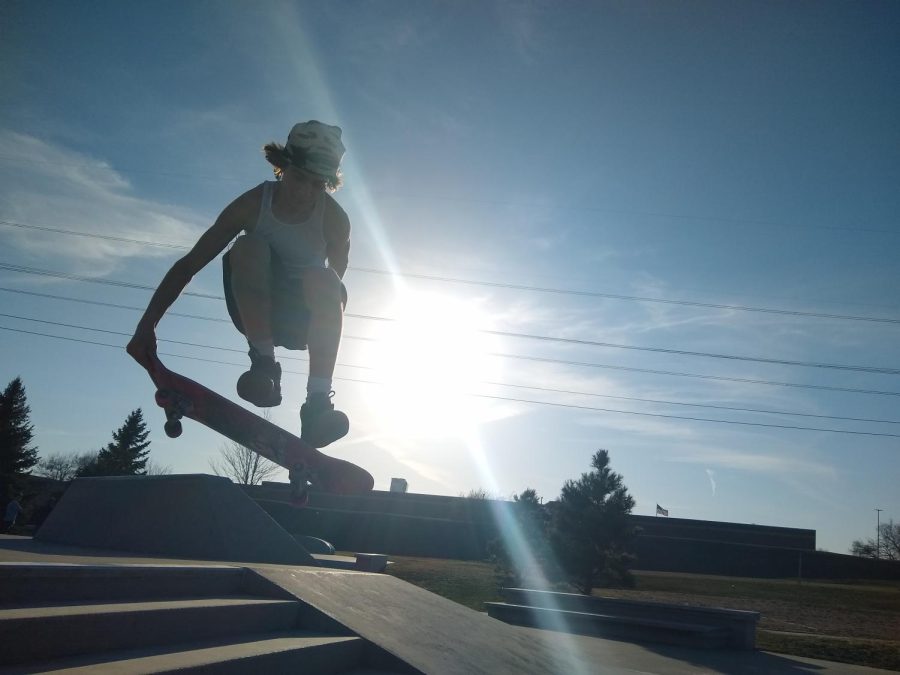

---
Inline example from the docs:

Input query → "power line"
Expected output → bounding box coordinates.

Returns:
[1,288,898,397]
[0,220,192,250]
[1,265,897,375]
[484,352,900,397]
[484,329,900,375]
[1,323,898,439]
[3,219,899,324]
[4,288,900,422]
[485,381,900,426]
[352,267,900,325]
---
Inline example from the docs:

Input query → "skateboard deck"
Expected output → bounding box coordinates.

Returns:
[142,354,374,505]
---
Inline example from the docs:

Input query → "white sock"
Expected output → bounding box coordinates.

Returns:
[307,376,332,396]
[250,339,275,359]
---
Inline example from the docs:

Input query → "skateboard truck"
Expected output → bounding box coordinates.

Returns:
[155,388,193,439]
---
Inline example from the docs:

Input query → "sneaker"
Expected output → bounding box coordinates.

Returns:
[236,347,282,407]
[300,391,349,448]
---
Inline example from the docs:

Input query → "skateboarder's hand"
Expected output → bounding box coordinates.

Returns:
[126,325,157,369]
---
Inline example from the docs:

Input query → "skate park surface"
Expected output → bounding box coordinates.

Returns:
[1,476,894,674]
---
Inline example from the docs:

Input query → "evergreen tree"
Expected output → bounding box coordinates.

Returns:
[489,488,561,588]
[80,409,151,476]
[0,377,38,475]
[552,449,638,594]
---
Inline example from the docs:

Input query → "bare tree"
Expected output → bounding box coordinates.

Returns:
[35,451,99,482]
[851,520,900,561]
[34,453,80,481]
[209,426,281,486]
[459,488,508,501]
[145,460,173,476]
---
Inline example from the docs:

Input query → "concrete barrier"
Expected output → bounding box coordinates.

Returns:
[499,588,759,649]
[35,474,316,566]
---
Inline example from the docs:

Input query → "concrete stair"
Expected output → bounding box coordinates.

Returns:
[0,564,407,674]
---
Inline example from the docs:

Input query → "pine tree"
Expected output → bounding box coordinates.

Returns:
[552,449,638,594]
[82,409,151,476]
[489,488,561,588]
[0,377,38,475]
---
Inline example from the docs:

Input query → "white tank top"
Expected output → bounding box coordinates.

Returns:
[246,181,327,279]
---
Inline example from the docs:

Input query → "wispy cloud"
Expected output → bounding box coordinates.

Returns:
[0,129,205,276]
[666,446,836,479]
[705,468,717,495]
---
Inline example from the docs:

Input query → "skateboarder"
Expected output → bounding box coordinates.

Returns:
[127,121,350,448]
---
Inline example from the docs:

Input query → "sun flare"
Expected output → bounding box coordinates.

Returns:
[365,291,505,438]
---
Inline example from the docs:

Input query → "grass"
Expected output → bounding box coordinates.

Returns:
[384,556,900,671]
[384,554,504,611]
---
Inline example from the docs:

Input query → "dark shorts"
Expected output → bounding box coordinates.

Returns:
[223,249,347,351]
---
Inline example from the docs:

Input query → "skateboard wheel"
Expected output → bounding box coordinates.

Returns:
[164,419,183,438]
[155,389,172,407]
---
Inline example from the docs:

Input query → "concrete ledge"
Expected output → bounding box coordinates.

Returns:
[313,553,390,573]
[486,602,730,649]
[500,587,759,649]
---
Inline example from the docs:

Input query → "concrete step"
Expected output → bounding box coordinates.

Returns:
[2,632,367,674]
[0,597,301,665]
[0,563,247,604]
[486,602,730,649]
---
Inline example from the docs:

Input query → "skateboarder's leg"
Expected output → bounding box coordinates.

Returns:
[226,235,282,406]
[299,266,348,447]
[302,266,344,386]
[228,235,274,351]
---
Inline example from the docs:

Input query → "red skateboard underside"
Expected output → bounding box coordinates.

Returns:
[144,355,374,498]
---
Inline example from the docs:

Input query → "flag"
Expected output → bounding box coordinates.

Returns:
[656,504,669,517]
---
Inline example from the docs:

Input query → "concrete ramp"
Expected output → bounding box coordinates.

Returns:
[35,474,316,566]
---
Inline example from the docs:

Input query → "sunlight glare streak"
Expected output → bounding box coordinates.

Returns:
[269,2,403,287]
[463,431,593,675]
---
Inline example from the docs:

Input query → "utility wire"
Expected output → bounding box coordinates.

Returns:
[2,288,900,422]
[352,267,900,325]
[2,302,899,423]
[482,329,900,375]
[1,264,897,375]
[2,219,899,324]
[1,290,898,397]
[1,324,898,439]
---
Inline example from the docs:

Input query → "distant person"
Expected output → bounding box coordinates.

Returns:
[128,121,351,448]
[3,494,22,533]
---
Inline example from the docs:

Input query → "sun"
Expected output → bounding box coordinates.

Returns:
[364,290,505,438]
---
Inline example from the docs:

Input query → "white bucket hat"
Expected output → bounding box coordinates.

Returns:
[284,120,345,181]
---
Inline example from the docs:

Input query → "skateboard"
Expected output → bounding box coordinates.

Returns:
[142,354,374,506]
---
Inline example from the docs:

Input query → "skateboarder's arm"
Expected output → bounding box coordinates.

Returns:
[128,188,260,365]
[324,196,351,279]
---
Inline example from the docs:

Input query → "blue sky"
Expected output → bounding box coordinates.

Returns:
[1,1,898,554]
